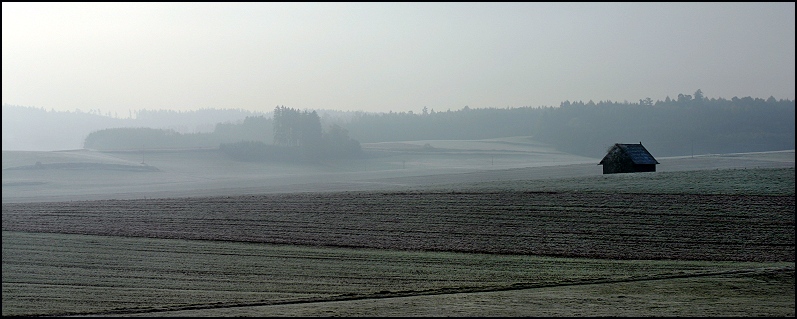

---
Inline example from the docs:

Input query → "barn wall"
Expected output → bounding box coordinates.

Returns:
[602,161,656,174]
[602,158,631,174]
[633,164,656,172]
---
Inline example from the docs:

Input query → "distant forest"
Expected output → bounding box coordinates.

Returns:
[10,90,795,159]
[342,91,795,157]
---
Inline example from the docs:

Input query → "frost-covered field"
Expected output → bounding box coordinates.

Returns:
[3,174,794,261]
[422,166,795,195]
[2,231,793,317]
[2,140,794,316]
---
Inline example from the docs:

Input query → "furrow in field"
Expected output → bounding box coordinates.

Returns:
[2,192,793,262]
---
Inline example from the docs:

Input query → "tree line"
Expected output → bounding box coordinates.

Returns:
[341,90,794,157]
[83,115,272,151]
[82,90,794,159]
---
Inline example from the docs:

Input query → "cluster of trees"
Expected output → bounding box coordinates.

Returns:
[273,106,323,150]
[265,106,361,161]
[84,108,363,162]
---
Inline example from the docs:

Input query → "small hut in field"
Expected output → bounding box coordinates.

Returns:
[598,142,659,174]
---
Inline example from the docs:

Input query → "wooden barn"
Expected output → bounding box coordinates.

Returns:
[598,142,659,174]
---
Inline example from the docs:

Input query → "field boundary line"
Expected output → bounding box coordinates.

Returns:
[44,265,794,317]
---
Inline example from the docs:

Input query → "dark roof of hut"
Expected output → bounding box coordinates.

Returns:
[599,143,659,165]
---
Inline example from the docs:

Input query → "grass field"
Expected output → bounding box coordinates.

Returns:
[2,141,795,316]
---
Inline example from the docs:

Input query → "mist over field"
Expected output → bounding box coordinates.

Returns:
[2,138,794,204]
[2,93,796,203]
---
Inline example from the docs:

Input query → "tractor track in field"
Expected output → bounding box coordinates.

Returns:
[56,265,794,317]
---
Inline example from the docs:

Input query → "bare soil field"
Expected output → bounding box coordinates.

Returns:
[112,268,795,317]
[2,188,794,262]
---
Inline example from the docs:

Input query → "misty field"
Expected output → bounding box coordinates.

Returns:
[2,137,600,203]
[2,164,794,316]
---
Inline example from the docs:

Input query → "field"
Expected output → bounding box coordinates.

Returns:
[2,139,795,316]
[3,231,793,317]
[3,182,794,262]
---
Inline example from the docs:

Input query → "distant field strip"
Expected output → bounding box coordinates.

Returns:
[413,167,795,196]
[3,231,790,317]
[3,191,793,262]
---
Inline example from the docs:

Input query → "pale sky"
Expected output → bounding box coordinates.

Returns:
[2,2,795,114]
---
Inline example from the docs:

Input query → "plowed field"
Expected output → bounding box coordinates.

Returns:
[3,191,793,262]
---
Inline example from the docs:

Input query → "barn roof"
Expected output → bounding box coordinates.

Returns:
[599,143,659,165]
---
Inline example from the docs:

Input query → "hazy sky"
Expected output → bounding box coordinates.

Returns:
[3,2,795,115]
